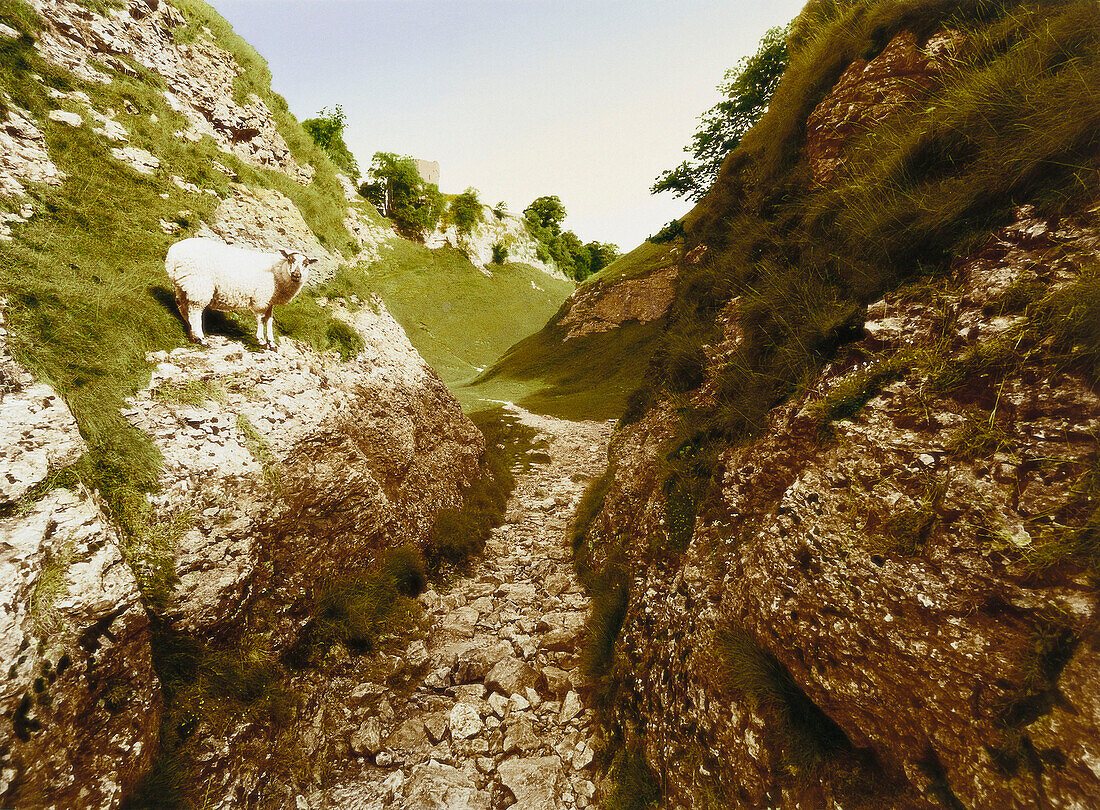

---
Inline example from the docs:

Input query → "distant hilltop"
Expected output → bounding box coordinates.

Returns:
[413,158,439,186]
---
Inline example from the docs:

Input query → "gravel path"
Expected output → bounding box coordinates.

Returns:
[325,408,614,809]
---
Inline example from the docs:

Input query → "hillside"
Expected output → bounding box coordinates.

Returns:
[0,0,571,806]
[362,235,574,395]
[471,238,682,419]
[566,1,1100,807]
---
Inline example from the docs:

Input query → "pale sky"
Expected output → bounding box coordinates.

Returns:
[209,0,807,249]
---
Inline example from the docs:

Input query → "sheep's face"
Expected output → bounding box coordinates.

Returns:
[280,250,317,285]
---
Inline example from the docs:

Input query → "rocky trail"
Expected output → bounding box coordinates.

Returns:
[325,408,614,810]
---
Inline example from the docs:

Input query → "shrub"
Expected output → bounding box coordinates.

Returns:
[448,187,483,236]
[362,152,444,239]
[646,219,684,244]
[491,241,509,264]
[301,104,359,181]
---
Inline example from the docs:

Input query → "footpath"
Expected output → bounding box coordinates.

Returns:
[326,408,615,810]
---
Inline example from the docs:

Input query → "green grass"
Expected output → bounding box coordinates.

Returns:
[471,318,664,420]
[122,626,293,810]
[151,379,226,407]
[602,743,661,810]
[292,545,427,663]
[122,510,191,611]
[0,0,364,536]
[468,238,681,419]
[625,0,1100,521]
[351,239,573,390]
[713,626,855,781]
[29,541,73,637]
[945,409,1015,459]
[586,237,682,286]
[809,356,907,436]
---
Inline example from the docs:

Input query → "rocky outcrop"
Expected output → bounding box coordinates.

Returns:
[0,489,161,810]
[28,0,313,182]
[804,30,962,185]
[0,306,85,505]
[0,319,159,810]
[123,297,483,636]
[426,205,565,279]
[593,201,1100,808]
[557,264,678,340]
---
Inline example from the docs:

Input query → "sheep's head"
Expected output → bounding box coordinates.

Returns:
[280,249,317,285]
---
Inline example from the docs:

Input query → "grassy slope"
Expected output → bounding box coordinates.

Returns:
[469,237,682,420]
[579,0,1100,801]
[353,238,574,393]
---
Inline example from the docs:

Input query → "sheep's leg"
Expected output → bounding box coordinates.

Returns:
[255,312,267,348]
[174,291,191,338]
[187,302,207,345]
[265,308,276,347]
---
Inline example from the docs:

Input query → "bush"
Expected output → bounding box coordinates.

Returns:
[301,105,359,181]
[448,187,483,236]
[646,219,684,244]
[491,241,508,264]
[361,152,444,239]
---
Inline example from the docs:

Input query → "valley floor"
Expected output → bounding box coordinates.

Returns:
[323,408,613,809]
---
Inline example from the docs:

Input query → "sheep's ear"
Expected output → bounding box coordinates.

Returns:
[280,249,293,260]
[306,257,318,266]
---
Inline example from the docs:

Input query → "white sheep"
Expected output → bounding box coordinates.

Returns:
[165,237,315,348]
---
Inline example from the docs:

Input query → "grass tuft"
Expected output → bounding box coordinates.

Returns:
[602,742,661,810]
[713,625,851,780]
[152,378,225,407]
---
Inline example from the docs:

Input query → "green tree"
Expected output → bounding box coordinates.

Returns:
[652,25,789,201]
[448,187,484,236]
[523,195,567,234]
[302,104,360,181]
[359,152,443,238]
[585,241,621,278]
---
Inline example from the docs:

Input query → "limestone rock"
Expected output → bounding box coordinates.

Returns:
[0,489,159,809]
[0,309,86,505]
[403,761,490,810]
[110,145,160,174]
[502,715,540,755]
[0,104,65,198]
[27,0,314,183]
[47,108,83,127]
[425,204,564,279]
[123,299,482,635]
[386,717,429,752]
[804,30,951,185]
[350,717,382,756]
[485,656,542,697]
[593,196,1100,806]
[498,755,563,810]
[449,702,483,739]
[558,265,679,340]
